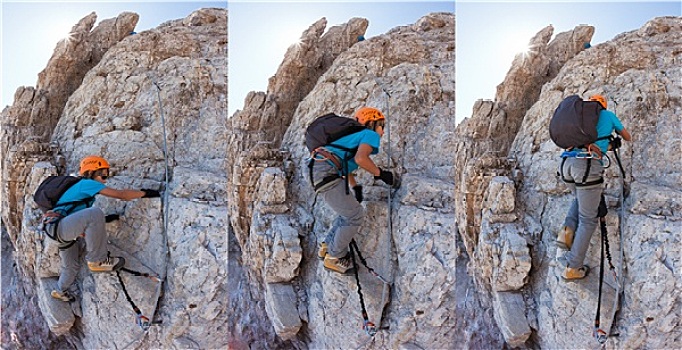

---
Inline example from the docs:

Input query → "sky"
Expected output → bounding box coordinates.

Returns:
[229,1,455,116]
[2,1,678,122]
[1,0,227,109]
[456,0,681,124]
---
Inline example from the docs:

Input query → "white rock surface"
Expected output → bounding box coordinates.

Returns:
[228,12,455,349]
[1,9,227,349]
[455,16,682,349]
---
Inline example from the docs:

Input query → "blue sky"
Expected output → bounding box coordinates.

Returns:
[456,0,681,124]
[1,0,227,109]
[3,1,677,123]
[229,1,454,116]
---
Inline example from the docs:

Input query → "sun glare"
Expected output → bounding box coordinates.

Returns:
[502,32,535,62]
[46,21,75,47]
[277,27,306,52]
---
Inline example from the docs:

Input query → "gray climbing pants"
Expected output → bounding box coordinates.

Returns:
[559,157,604,269]
[313,160,364,258]
[53,207,109,292]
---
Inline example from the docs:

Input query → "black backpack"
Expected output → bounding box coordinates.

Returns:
[33,176,83,212]
[549,95,604,149]
[305,113,366,152]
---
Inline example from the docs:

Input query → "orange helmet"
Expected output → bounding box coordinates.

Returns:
[79,155,110,175]
[589,94,607,109]
[355,107,385,126]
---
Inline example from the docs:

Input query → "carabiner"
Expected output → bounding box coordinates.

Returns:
[576,151,595,159]
[137,315,151,331]
[594,328,608,344]
[363,320,377,337]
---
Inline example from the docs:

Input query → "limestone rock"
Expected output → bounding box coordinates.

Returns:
[1,9,227,349]
[228,12,455,348]
[492,291,531,347]
[1,224,68,349]
[264,283,302,340]
[456,16,682,349]
[37,277,76,336]
[1,11,138,250]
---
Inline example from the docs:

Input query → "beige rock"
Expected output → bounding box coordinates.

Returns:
[456,16,682,349]
[492,291,531,347]
[1,8,227,349]
[229,12,455,348]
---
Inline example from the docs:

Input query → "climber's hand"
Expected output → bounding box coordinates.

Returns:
[141,189,161,198]
[375,169,399,188]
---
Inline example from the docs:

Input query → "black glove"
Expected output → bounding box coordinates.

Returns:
[352,185,363,203]
[105,214,120,223]
[141,189,161,198]
[375,169,396,187]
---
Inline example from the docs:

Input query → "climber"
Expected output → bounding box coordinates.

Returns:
[556,94,631,280]
[46,155,160,302]
[311,107,399,274]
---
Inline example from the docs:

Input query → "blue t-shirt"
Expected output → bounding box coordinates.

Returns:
[594,109,624,153]
[54,179,105,215]
[325,129,381,173]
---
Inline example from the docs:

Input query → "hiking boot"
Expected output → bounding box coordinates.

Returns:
[88,256,125,272]
[318,242,328,260]
[557,226,575,250]
[324,253,355,275]
[562,265,590,281]
[51,290,75,302]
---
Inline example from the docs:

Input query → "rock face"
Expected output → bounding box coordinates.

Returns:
[454,16,681,349]
[1,9,227,349]
[228,13,455,348]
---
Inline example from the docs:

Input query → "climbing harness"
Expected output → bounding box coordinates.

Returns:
[593,137,626,346]
[349,241,380,337]
[308,146,356,194]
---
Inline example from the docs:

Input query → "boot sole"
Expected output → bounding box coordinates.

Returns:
[561,265,590,281]
[324,265,355,275]
[88,257,126,273]
[556,241,572,250]
[50,291,74,302]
